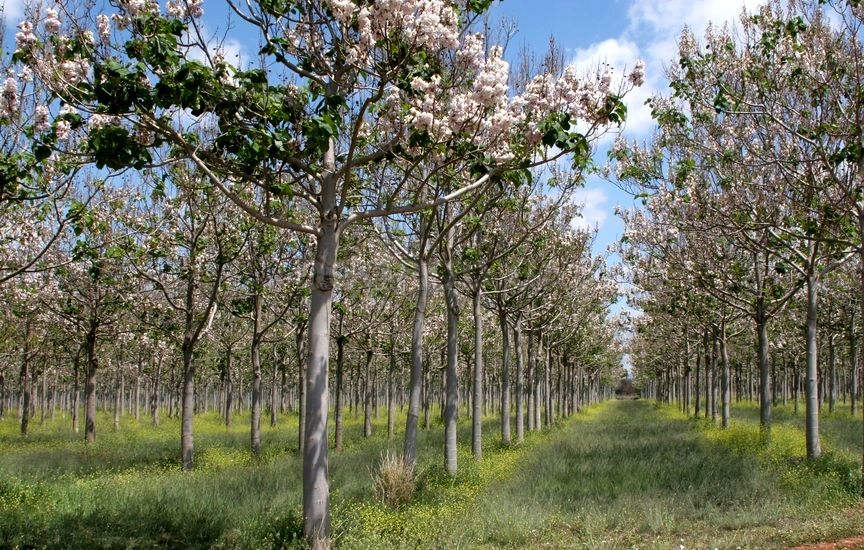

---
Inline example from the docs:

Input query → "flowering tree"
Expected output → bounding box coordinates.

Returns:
[12,0,643,540]
[614,0,864,456]
[126,165,239,470]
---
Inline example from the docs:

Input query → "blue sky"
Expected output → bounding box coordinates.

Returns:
[0,0,766,252]
[487,0,768,255]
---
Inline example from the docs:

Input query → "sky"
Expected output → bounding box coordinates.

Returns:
[0,0,767,252]
[487,0,767,255]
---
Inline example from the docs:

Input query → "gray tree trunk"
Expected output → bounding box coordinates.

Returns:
[181,340,195,471]
[113,365,121,433]
[85,326,98,444]
[364,349,374,438]
[499,310,511,445]
[404,257,429,467]
[251,292,263,457]
[297,322,307,452]
[828,333,836,414]
[442,228,459,475]
[805,270,822,459]
[150,356,161,427]
[302,159,338,543]
[19,320,31,436]
[224,348,234,428]
[850,318,858,416]
[471,285,483,461]
[334,329,346,452]
[72,349,80,433]
[134,362,141,423]
[270,347,279,427]
[720,318,730,429]
[694,342,701,417]
[387,343,396,441]
[527,330,535,432]
[756,302,772,441]
[514,320,524,443]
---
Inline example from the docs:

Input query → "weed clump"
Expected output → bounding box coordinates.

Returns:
[371,452,416,508]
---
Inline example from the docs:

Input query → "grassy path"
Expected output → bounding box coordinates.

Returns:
[1,402,861,548]
[432,400,864,549]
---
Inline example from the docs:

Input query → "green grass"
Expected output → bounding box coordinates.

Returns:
[0,401,861,548]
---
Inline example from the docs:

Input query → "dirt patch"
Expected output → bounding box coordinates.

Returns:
[789,536,864,550]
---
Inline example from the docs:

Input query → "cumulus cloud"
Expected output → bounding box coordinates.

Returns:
[568,0,770,140]
[1,0,26,22]
[573,187,609,230]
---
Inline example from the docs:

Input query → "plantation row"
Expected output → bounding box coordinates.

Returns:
[7,0,864,543]
[614,0,864,491]
[639,341,861,420]
[1,0,647,540]
[8,337,616,448]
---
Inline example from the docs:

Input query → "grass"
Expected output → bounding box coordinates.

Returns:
[0,401,861,548]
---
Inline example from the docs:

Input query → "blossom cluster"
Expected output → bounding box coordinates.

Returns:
[327,0,459,61]
[373,19,645,162]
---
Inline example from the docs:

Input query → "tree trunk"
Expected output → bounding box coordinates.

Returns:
[224,347,234,428]
[720,318,730,429]
[297,322,307,453]
[828,333,836,415]
[85,326,99,444]
[251,292,263,457]
[387,341,396,441]
[151,356,162,427]
[442,230,459,476]
[19,319,31,436]
[134,360,141,423]
[271,347,279,427]
[181,339,195,471]
[514,319,525,443]
[533,333,542,430]
[694,342,701,417]
[527,330,535,432]
[471,284,483,461]
[851,316,858,417]
[805,269,822,459]
[302,173,338,543]
[499,309,511,445]
[113,364,121,433]
[364,348,374,438]
[756,301,771,441]
[404,256,429,467]
[857,205,864,497]
[334,330,346,452]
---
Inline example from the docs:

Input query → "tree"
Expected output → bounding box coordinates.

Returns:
[15,1,643,541]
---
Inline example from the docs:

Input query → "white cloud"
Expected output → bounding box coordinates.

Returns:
[1,0,26,22]
[567,38,658,139]
[567,0,771,141]
[573,187,609,230]
[186,27,247,69]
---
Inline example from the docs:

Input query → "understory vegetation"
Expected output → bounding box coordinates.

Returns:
[1,400,860,549]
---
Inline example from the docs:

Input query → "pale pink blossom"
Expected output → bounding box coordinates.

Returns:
[55,120,71,140]
[34,105,50,132]
[43,8,62,34]
[15,21,37,51]
[328,0,355,24]
[97,14,111,44]
[167,0,204,19]
[60,58,90,85]
[118,0,159,17]
[628,60,646,87]
[88,113,118,131]
[1,77,19,118]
